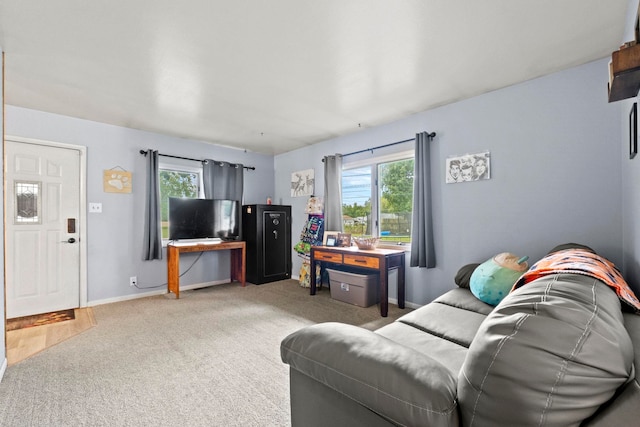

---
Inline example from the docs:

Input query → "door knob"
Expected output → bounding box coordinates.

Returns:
[61,237,77,243]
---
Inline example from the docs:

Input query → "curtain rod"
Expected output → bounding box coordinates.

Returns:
[323,132,436,161]
[139,150,256,170]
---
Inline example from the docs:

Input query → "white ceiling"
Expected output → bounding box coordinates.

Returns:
[0,1,631,155]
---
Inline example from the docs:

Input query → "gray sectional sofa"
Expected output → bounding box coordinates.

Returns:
[281,258,640,426]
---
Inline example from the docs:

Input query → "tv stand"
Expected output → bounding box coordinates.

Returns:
[167,241,246,298]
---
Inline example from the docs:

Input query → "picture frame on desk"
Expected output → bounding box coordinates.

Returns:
[338,232,352,247]
[323,230,339,246]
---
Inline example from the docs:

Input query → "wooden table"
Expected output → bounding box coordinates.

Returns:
[310,245,405,317]
[167,241,246,298]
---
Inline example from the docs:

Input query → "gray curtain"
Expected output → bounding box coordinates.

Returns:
[143,149,162,260]
[203,160,244,201]
[323,154,343,232]
[410,132,436,268]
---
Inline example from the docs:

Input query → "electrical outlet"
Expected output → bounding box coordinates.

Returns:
[129,276,137,287]
[89,202,102,213]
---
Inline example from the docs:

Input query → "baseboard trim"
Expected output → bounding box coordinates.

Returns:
[388,298,421,310]
[88,279,231,307]
[0,357,7,383]
[85,278,424,311]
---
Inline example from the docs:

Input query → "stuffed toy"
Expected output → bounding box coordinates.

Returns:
[470,252,529,305]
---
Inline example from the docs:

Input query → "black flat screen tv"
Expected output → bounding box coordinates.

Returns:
[168,198,216,241]
[213,199,240,241]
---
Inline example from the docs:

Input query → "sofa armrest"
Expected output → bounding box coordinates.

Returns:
[281,322,459,427]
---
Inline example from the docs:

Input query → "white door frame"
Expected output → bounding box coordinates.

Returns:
[5,135,88,309]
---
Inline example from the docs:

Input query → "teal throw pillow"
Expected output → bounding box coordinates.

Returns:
[470,253,529,306]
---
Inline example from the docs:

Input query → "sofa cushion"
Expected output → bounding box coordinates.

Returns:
[395,301,488,348]
[457,273,634,427]
[375,322,469,374]
[375,287,492,375]
[281,322,459,427]
[582,312,640,425]
[624,311,640,377]
[432,287,494,316]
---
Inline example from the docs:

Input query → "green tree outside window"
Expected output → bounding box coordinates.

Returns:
[159,169,199,238]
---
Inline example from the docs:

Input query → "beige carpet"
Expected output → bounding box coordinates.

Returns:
[0,279,408,426]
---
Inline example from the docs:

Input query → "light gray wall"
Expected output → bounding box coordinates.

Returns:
[276,58,623,305]
[2,52,629,310]
[5,106,275,304]
[621,0,640,293]
[1,47,6,373]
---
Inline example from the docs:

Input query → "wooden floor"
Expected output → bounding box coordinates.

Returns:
[6,308,96,366]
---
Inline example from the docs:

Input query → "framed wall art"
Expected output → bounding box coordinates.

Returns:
[445,152,490,183]
[630,102,637,160]
[103,167,132,193]
[291,169,315,197]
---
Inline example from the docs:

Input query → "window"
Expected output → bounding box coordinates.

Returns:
[342,151,414,245]
[15,181,41,224]
[159,163,203,239]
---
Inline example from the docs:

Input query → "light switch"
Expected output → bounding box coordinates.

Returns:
[89,202,102,213]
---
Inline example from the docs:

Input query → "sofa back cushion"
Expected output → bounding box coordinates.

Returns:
[584,313,640,425]
[457,273,634,427]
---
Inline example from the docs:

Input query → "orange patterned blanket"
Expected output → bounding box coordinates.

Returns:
[512,249,640,313]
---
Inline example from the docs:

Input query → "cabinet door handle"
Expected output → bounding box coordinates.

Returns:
[273,230,278,239]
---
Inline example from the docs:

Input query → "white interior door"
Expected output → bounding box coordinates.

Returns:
[6,140,82,318]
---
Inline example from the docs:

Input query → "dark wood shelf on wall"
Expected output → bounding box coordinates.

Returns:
[609,43,640,102]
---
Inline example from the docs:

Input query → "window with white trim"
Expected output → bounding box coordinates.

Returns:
[341,150,414,245]
[158,162,204,240]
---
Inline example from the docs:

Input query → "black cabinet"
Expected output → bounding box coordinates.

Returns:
[242,204,292,284]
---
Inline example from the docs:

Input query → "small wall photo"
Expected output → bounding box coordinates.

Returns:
[445,152,490,184]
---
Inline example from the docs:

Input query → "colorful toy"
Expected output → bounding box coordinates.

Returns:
[470,253,529,305]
